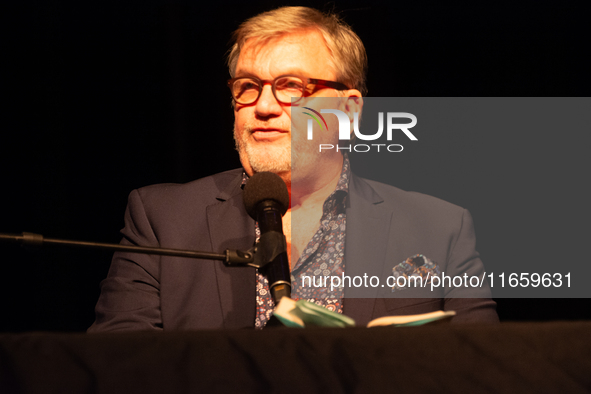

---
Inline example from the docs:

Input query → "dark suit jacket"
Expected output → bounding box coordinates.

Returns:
[89,169,497,332]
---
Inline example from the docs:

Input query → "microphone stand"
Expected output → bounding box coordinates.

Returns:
[0,232,261,268]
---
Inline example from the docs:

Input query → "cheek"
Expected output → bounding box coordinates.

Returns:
[325,118,340,140]
[233,109,250,134]
[234,103,253,119]
[290,116,306,139]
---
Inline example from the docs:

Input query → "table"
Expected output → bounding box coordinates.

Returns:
[1,322,590,393]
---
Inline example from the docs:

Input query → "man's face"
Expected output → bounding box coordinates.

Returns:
[233,29,352,182]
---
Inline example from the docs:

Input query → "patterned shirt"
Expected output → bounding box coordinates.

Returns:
[242,156,351,329]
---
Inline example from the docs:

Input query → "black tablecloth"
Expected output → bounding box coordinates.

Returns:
[1,322,590,393]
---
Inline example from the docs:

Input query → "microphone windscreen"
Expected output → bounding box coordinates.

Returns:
[243,172,289,219]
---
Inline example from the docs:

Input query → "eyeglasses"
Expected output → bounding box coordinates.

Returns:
[227,75,350,105]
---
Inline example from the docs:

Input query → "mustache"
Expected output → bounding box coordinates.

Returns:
[239,121,290,133]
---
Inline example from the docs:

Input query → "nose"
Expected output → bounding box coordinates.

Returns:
[255,83,283,117]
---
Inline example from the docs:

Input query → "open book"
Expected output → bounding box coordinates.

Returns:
[273,297,456,328]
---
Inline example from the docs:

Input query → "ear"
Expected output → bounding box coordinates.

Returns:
[344,90,363,114]
[341,90,363,138]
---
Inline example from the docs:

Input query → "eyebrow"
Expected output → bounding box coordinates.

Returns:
[234,69,310,79]
[233,71,259,79]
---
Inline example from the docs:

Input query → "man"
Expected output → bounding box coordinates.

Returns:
[89,6,497,332]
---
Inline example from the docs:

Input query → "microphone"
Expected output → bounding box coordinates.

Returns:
[243,172,291,304]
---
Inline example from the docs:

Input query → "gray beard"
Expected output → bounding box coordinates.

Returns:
[234,124,293,173]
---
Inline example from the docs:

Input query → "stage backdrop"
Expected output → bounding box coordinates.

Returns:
[1,1,589,331]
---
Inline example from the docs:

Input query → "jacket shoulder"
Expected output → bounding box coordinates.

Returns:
[134,168,243,206]
[352,174,466,217]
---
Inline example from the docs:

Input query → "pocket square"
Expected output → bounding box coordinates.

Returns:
[391,254,441,292]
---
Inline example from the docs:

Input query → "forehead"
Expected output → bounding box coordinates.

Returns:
[235,29,337,80]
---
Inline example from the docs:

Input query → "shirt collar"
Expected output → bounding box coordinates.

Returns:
[321,154,350,215]
[333,153,351,194]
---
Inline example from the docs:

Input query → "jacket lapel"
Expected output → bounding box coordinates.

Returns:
[206,173,256,329]
[344,174,393,326]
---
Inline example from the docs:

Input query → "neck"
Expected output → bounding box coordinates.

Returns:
[288,154,343,210]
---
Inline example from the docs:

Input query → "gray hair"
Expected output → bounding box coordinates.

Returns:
[227,6,368,95]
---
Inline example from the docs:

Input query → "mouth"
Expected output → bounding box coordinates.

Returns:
[251,128,289,141]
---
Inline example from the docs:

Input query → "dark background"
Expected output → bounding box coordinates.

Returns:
[1,1,589,332]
